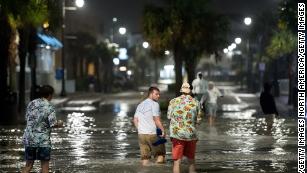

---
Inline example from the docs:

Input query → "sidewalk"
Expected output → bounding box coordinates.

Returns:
[215,82,296,117]
[275,95,297,117]
[51,87,175,108]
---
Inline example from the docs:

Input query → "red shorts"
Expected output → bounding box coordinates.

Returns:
[171,138,197,160]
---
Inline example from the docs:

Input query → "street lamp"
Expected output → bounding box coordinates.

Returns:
[165,50,170,55]
[235,37,242,44]
[110,17,117,43]
[118,27,127,35]
[60,0,84,96]
[75,0,84,7]
[142,41,149,49]
[243,17,253,91]
[244,17,252,26]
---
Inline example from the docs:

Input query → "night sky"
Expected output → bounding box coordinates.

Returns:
[66,0,281,41]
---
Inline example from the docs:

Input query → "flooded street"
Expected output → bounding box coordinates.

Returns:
[0,86,298,173]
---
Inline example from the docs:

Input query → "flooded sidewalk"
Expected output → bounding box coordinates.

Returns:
[0,86,298,173]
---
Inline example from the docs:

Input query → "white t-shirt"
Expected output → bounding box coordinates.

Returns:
[206,87,222,104]
[192,78,208,94]
[134,98,160,134]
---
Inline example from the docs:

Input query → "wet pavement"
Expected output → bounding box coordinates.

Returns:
[0,84,298,173]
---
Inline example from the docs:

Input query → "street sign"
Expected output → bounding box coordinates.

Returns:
[259,63,265,72]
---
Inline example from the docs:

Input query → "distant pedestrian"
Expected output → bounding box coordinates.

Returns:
[133,86,166,166]
[22,85,63,173]
[260,82,279,116]
[201,81,222,126]
[167,82,202,173]
[260,82,278,134]
[192,72,208,101]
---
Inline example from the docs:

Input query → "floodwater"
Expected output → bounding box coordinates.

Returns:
[0,91,298,173]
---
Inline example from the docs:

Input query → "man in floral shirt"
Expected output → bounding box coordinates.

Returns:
[22,85,62,173]
[167,82,202,173]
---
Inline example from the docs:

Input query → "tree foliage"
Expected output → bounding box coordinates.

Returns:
[265,0,298,58]
[143,0,229,93]
[266,25,296,58]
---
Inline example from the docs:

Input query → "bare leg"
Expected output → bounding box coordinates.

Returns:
[173,159,181,173]
[156,155,165,163]
[142,159,150,166]
[208,115,213,126]
[211,116,215,124]
[188,159,196,173]
[22,160,34,173]
[41,160,49,173]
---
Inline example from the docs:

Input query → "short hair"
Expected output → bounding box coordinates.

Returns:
[40,85,54,98]
[148,86,160,96]
[198,72,203,78]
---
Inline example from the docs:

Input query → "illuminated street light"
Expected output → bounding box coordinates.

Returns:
[223,48,229,54]
[165,50,170,55]
[243,17,253,90]
[43,21,49,29]
[244,17,252,26]
[112,17,117,22]
[142,41,149,49]
[231,43,237,49]
[228,43,236,51]
[235,37,242,44]
[113,58,120,65]
[75,0,84,8]
[119,27,126,35]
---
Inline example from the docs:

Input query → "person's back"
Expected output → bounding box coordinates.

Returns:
[135,98,159,135]
[168,94,200,140]
[260,91,278,115]
[192,72,208,101]
[22,85,63,173]
[23,98,57,147]
[260,83,278,115]
[167,82,201,173]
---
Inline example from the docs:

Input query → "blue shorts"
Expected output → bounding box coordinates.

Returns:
[25,147,51,161]
[206,103,218,116]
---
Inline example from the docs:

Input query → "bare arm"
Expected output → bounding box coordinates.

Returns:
[133,117,139,129]
[52,120,63,128]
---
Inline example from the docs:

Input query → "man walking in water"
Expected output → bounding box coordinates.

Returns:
[168,83,202,173]
[192,72,208,101]
[133,86,166,165]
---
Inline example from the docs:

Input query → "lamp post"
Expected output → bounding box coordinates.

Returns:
[60,0,84,96]
[111,17,117,43]
[244,17,252,91]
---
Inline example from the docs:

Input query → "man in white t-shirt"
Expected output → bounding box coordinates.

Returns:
[192,72,208,101]
[133,86,166,165]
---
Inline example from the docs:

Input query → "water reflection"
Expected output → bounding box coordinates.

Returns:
[0,93,298,172]
[111,102,133,159]
[65,112,94,164]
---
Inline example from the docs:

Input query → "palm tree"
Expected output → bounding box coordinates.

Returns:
[143,0,229,95]
[265,0,298,105]
[0,0,49,116]
[88,42,118,92]
[0,8,13,120]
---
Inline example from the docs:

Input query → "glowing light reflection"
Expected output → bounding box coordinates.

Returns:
[66,112,94,162]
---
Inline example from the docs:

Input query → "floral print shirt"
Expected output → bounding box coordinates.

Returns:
[23,98,57,147]
[167,95,201,140]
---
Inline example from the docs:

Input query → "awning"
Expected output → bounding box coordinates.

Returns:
[37,33,63,49]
